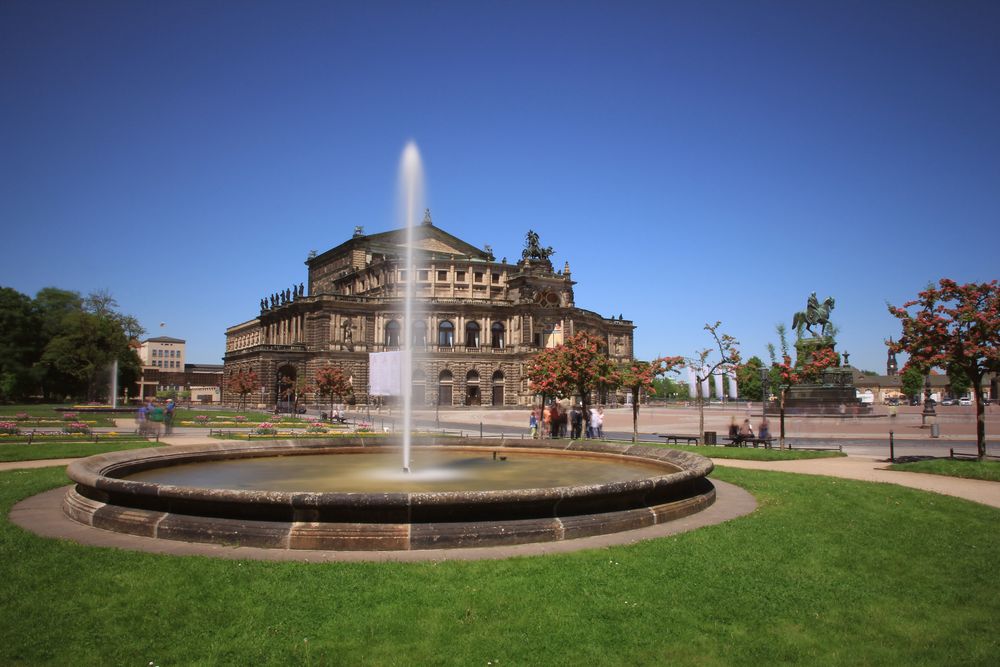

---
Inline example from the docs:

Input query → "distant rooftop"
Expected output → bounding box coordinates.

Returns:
[144,336,186,343]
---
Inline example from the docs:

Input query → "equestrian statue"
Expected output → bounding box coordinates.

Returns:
[792,293,835,337]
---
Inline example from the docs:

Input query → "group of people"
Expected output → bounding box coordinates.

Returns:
[728,416,770,444]
[136,397,176,436]
[529,403,605,440]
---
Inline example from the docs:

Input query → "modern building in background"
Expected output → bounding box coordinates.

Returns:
[224,215,635,409]
[133,336,223,402]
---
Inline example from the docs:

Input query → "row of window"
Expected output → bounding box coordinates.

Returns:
[399,270,502,284]
[378,320,506,348]
[153,349,181,358]
[154,360,181,369]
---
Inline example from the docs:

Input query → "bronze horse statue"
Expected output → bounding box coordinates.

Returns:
[793,293,835,337]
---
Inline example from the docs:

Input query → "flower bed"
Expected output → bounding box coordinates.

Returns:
[253,422,278,436]
[62,422,91,434]
[0,422,20,435]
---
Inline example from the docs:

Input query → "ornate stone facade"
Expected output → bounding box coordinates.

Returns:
[223,218,635,408]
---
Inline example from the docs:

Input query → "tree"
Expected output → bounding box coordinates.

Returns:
[0,287,42,401]
[769,324,838,449]
[526,332,619,436]
[651,376,689,401]
[315,365,352,416]
[889,279,1000,459]
[735,356,765,401]
[228,368,259,412]
[688,322,740,442]
[900,365,925,401]
[618,356,684,442]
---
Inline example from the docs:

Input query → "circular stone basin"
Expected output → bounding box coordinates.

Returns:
[63,437,716,551]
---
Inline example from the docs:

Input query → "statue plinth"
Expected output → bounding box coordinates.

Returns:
[779,336,871,415]
[794,336,836,367]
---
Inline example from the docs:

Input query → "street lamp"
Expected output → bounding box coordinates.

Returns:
[922,373,936,426]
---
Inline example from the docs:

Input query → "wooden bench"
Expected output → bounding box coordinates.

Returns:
[725,436,775,449]
[658,434,700,445]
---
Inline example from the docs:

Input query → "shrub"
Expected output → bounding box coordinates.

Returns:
[233,415,247,423]
[195,415,209,423]
[62,412,79,421]
[0,421,20,435]
[63,422,91,434]
[14,412,29,421]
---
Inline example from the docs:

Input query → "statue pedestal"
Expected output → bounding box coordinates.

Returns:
[777,337,872,415]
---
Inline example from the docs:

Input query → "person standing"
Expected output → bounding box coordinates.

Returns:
[595,406,605,439]
[570,405,582,439]
[550,403,561,439]
[542,404,552,439]
[529,409,538,439]
[164,398,176,435]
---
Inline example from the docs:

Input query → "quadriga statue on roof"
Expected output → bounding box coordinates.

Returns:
[522,230,555,261]
[793,292,836,338]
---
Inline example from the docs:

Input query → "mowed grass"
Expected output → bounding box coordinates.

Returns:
[642,441,844,460]
[888,457,1000,482]
[1,466,998,665]
[0,404,118,426]
[0,440,160,462]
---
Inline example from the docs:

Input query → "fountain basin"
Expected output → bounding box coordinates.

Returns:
[63,437,715,551]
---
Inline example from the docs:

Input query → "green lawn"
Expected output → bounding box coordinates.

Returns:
[0,440,159,462]
[1,466,997,665]
[888,458,1000,482]
[639,441,844,460]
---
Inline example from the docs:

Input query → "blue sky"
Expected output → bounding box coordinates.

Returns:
[2,1,998,372]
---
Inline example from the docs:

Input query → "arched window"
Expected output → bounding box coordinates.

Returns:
[466,321,480,348]
[384,320,401,348]
[412,320,426,348]
[438,320,454,347]
[438,369,453,406]
[491,322,505,349]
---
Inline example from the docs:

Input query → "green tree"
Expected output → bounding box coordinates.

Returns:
[0,287,42,400]
[618,357,684,442]
[735,356,765,401]
[900,365,925,401]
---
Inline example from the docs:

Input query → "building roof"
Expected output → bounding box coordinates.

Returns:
[144,336,186,344]
[185,364,224,373]
[307,219,491,268]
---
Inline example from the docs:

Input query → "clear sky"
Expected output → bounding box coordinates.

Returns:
[2,1,998,373]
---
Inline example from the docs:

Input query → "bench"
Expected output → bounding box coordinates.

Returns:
[658,434,700,445]
[725,436,775,449]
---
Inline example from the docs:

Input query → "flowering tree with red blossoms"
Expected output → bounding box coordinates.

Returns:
[526,332,618,436]
[889,279,1000,460]
[315,365,353,417]
[619,356,685,442]
[770,339,839,450]
[227,368,259,412]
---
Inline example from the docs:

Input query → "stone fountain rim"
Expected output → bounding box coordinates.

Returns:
[65,437,714,505]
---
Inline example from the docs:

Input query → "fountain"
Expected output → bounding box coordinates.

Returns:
[398,140,423,472]
[60,142,718,552]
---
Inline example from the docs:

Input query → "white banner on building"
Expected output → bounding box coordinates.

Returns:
[369,351,402,396]
[701,368,710,401]
[728,370,739,399]
[713,373,724,401]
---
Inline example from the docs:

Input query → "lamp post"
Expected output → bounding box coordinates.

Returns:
[922,373,936,426]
